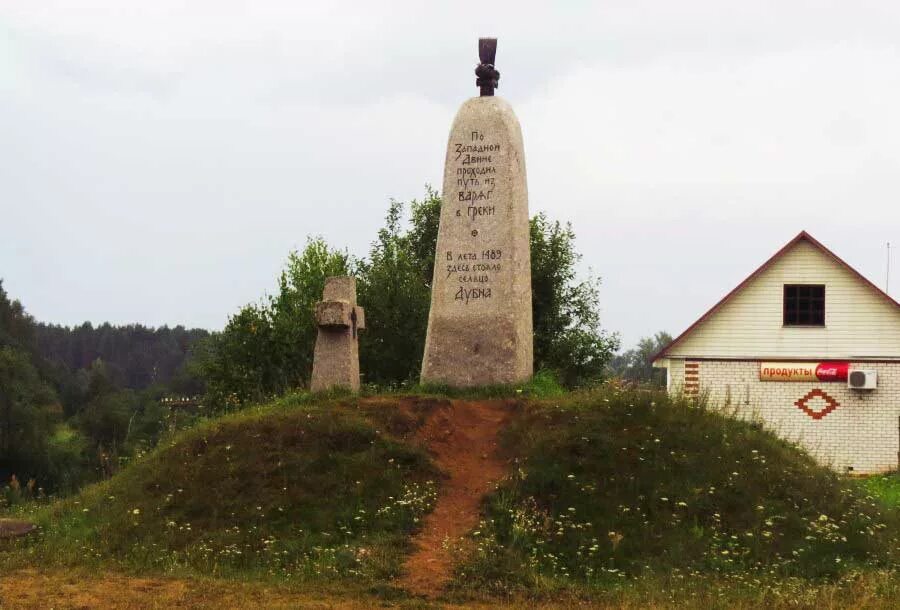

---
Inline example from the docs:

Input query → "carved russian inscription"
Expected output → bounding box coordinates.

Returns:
[420,96,533,387]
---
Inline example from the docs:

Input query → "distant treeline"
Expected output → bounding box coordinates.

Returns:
[35,322,208,390]
[1,280,210,497]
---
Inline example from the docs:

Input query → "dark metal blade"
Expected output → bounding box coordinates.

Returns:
[478,38,497,65]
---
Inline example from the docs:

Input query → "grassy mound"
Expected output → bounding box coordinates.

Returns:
[5,385,899,604]
[4,395,440,585]
[455,387,900,593]
[864,473,900,508]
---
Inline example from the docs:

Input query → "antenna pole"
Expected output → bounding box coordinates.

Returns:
[887,242,891,295]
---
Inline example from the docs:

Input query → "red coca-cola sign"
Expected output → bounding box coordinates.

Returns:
[814,362,849,382]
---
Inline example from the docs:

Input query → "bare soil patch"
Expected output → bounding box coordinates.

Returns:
[0,569,616,609]
[397,399,514,597]
[0,569,371,609]
[0,519,35,539]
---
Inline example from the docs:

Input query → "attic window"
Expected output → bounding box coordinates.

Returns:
[783,284,825,326]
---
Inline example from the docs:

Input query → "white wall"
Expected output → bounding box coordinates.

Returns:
[666,240,900,360]
[668,359,900,474]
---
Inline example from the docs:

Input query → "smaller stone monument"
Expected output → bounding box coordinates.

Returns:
[310,277,365,392]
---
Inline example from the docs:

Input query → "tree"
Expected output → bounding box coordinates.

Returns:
[194,303,273,408]
[269,238,352,388]
[0,283,205,491]
[33,321,208,394]
[0,346,58,483]
[0,280,37,354]
[608,331,673,387]
[357,195,435,385]
[196,237,351,407]
[405,186,442,284]
[529,213,620,386]
[198,189,620,399]
[77,390,135,453]
[361,190,620,387]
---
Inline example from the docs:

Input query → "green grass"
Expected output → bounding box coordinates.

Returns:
[4,386,900,606]
[384,368,567,400]
[864,473,900,508]
[2,394,441,588]
[451,386,900,596]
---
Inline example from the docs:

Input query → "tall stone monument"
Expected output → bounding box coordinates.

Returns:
[421,38,533,387]
[310,277,365,392]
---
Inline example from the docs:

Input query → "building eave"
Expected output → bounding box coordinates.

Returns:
[652,231,900,364]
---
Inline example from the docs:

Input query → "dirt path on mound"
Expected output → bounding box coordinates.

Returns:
[397,400,513,598]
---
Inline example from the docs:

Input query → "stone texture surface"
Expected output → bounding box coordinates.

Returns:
[310,277,364,392]
[421,96,533,387]
[668,359,900,474]
[315,301,354,328]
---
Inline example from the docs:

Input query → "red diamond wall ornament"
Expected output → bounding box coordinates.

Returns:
[794,389,840,420]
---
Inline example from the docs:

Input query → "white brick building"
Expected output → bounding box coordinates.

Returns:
[653,231,900,474]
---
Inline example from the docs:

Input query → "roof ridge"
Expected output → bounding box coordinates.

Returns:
[653,231,899,362]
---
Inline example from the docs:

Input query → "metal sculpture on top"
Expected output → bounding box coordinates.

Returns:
[475,38,499,96]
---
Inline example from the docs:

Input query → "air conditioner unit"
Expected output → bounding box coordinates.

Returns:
[848,369,877,390]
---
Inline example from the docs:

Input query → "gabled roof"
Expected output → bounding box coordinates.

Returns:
[653,231,900,362]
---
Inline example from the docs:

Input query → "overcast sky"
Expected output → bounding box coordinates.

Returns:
[2,1,898,349]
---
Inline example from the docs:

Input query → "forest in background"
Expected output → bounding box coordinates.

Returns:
[35,322,207,393]
[2,189,667,502]
[0,282,207,498]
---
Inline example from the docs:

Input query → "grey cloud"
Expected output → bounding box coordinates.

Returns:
[1,1,898,348]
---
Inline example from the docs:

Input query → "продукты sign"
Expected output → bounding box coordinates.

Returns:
[759,362,849,382]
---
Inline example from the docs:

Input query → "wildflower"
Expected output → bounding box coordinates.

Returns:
[132,508,140,515]
[819,514,829,522]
